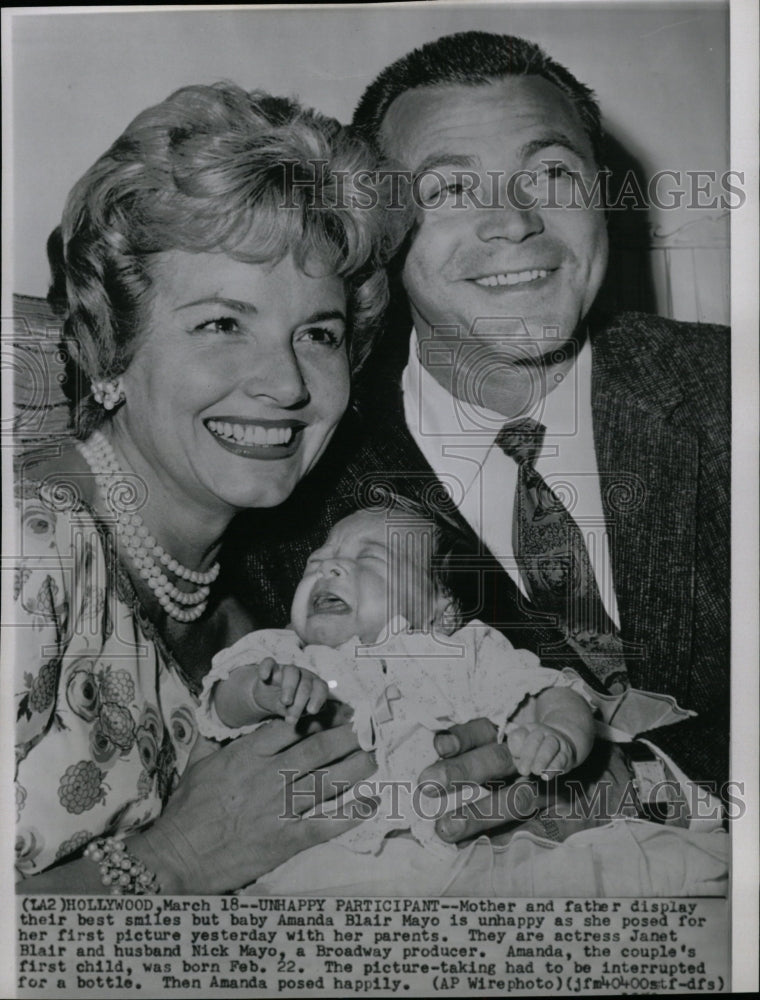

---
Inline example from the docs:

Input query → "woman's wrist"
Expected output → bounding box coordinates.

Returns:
[125,827,193,895]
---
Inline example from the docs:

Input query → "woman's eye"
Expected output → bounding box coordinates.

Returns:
[195,316,240,335]
[418,180,463,205]
[298,326,344,348]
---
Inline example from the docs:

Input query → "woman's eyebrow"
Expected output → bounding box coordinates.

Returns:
[301,309,346,325]
[175,295,257,313]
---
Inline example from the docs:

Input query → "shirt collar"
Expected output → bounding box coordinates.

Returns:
[402,327,590,442]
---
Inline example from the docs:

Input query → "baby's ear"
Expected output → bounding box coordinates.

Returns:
[432,594,461,636]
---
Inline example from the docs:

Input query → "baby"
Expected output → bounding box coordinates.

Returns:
[200,506,594,774]
[197,501,599,893]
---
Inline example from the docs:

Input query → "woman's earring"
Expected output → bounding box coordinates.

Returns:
[91,378,125,411]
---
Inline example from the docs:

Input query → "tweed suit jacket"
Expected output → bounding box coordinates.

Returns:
[230,311,730,789]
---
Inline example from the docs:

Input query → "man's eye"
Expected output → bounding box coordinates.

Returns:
[195,316,240,334]
[535,161,574,181]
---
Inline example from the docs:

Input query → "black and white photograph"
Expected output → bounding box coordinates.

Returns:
[2,1,757,995]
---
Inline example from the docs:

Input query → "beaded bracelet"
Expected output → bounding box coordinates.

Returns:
[83,836,162,894]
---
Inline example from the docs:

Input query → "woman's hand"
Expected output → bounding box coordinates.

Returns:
[128,720,374,894]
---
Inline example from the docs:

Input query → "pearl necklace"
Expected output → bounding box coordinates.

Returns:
[77,430,220,623]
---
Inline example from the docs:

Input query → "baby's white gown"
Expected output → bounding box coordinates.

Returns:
[198,619,727,897]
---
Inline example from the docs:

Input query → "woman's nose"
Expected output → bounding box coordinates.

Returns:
[240,343,309,408]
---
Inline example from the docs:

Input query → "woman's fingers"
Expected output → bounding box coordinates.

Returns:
[230,718,307,758]
[288,748,376,813]
[276,722,364,779]
[435,779,545,843]
[290,797,378,851]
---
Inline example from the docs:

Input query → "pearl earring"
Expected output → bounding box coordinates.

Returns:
[91,378,125,411]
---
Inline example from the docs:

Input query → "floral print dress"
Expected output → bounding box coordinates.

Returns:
[13,471,199,880]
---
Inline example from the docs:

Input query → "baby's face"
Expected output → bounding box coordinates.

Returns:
[290,509,449,646]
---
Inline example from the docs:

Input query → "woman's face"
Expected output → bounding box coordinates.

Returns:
[115,250,350,514]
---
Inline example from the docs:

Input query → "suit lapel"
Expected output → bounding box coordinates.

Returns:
[591,321,699,690]
[361,377,600,679]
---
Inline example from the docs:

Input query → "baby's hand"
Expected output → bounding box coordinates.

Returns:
[507,723,577,780]
[251,658,329,725]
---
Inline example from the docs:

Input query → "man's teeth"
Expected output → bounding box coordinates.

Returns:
[474,268,548,287]
[207,420,295,446]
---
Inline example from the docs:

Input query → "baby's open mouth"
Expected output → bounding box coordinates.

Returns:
[310,592,351,615]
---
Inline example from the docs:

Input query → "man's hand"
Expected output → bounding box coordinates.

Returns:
[417,718,545,844]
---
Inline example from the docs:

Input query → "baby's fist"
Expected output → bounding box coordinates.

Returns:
[253,659,329,725]
[507,724,575,780]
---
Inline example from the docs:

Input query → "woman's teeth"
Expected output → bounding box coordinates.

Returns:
[207,420,295,446]
[474,268,548,287]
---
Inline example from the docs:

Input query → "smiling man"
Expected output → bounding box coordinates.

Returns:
[238,32,730,830]
[379,73,608,415]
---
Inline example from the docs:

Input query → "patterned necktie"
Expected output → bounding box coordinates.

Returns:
[496,417,629,694]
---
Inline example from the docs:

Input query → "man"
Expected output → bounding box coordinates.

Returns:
[234,32,729,833]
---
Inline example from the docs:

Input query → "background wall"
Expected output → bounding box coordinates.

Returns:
[8,2,730,321]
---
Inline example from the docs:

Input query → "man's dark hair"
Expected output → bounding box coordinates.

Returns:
[352,31,604,166]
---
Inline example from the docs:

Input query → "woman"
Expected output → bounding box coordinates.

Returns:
[13,82,389,894]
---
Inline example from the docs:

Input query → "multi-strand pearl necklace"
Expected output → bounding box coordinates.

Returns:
[77,430,220,623]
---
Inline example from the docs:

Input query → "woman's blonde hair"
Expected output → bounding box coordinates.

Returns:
[48,83,394,437]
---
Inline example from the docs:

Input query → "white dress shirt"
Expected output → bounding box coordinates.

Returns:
[402,329,620,627]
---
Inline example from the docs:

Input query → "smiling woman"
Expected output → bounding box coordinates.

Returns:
[12,82,390,894]
[113,249,351,515]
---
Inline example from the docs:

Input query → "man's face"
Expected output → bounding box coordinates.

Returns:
[380,76,608,410]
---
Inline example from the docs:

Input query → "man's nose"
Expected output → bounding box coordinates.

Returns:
[474,194,544,243]
[240,342,310,408]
